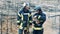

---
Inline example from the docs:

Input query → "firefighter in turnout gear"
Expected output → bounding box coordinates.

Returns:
[33,6,46,34]
[17,2,32,34]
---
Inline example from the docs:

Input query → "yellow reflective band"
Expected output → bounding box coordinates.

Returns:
[18,13,22,17]
[17,21,20,23]
[29,21,32,23]
[38,16,41,19]
[33,27,43,30]
[24,27,27,30]
[28,13,32,20]
[28,13,31,17]
[21,14,23,20]
[19,23,23,29]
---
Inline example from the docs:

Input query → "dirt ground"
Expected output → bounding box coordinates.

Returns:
[0,12,60,34]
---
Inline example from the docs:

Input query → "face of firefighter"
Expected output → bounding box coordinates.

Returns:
[37,10,42,14]
[25,6,30,10]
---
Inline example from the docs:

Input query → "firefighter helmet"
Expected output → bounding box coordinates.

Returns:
[34,6,41,11]
[23,2,30,7]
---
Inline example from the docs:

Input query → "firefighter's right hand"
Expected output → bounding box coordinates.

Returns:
[17,25,20,28]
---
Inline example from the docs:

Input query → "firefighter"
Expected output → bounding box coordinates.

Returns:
[33,6,46,34]
[17,2,32,34]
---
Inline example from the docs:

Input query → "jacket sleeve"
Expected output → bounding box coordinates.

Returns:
[17,11,22,25]
[40,13,46,25]
[29,12,32,23]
